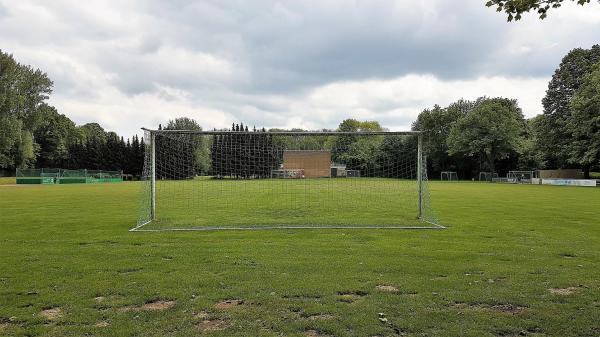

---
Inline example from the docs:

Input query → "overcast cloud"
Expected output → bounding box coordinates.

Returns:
[1,0,600,136]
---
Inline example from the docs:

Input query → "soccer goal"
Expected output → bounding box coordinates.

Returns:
[479,171,499,182]
[507,170,535,184]
[133,129,441,231]
[440,171,458,181]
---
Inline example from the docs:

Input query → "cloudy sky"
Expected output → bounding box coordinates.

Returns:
[1,0,600,136]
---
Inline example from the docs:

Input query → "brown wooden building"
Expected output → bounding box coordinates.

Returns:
[282,150,331,178]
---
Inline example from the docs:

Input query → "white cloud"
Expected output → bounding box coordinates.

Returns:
[1,0,599,137]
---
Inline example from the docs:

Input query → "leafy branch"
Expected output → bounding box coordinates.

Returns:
[485,0,592,21]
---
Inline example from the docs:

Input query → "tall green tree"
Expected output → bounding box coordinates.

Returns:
[537,45,600,170]
[332,119,384,175]
[0,50,53,170]
[412,101,472,177]
[33,104,80,168]
[486,0,592,21]
[447,98,526,173]
[568,60,600,175]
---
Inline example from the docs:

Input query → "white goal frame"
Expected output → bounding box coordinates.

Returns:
[132,129,443,231]
[440,171,458,181]
[507,170,536,184]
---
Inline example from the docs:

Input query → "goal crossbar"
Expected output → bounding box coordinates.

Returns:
[141,128,421,136]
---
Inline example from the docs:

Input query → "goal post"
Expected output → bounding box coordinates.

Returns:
[134,129,441,231]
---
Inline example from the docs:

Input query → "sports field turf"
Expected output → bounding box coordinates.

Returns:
[144,178,435,230]
[0,182,599,336]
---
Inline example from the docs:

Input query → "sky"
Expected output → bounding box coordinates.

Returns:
[1,0,600,137]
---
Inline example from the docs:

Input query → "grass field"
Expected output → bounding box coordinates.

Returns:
[144,178,436,230]
[0,182,599,336]
[0,177,15,185]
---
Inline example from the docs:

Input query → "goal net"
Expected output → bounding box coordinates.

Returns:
[440,171,458,181]
[507,170,535,184]
[134,129,440,230]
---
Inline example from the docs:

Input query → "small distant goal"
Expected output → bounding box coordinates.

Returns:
[479,172,499,182]
[440,171,458,181]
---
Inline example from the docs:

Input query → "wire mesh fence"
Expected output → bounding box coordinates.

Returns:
[15,168,122,184]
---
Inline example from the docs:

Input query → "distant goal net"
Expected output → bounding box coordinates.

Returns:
[134,129,441,231]
[440,171,458,181]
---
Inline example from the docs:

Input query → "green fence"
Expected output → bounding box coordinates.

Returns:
[16,168,123,185]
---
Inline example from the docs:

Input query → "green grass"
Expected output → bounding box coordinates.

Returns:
[0,177,15,185]
[147,178,431,229]
[0,182,599,336]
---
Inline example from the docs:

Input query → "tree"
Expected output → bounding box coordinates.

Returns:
[332,119,384,175]
[412,101,471,177]
[0,50,53,170]
[156,117,203,179]
[486,0,593,21]
[537,45,600,169]
[568,61,600,176]
[447,98,526,173]
[34,104,79,168]
[518,116,545,170]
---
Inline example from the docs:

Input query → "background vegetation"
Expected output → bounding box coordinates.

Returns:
[1,44,599,179]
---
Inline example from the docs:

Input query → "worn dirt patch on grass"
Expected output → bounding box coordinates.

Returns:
[452,303,526,314]
[306,329,329,337]
[197,319,229,332]
[118,300,175,312]
[376,285,399,292]
[40,307,63,320]
[94,321,110,327]
[548,287,580,295]
[215,299,243,309]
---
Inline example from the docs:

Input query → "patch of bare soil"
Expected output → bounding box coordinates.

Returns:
[40,308,63,320]
[305,314,336,321]
[197,319,228,332]
[453,303,521,314]
[305,329,329,337]
[376,285,399,292]
[214,299,243,309]
[548,287,580,295]
[452,303,526,314]
[94,321,110,327]
[118,300,175,312]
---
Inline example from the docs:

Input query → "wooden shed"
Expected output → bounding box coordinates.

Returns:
[282,150,331,178]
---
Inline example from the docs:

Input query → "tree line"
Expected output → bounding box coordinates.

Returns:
[0,50,144,176]
[210,123,279,179]
[413,45,600,179]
